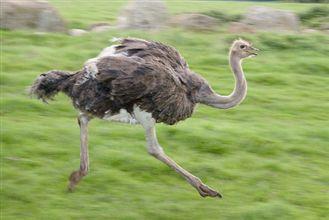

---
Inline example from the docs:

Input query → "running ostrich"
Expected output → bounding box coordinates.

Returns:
[30,38,258,198]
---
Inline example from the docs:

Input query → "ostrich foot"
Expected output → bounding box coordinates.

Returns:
[67,170,87,192]
[196,182,222,198]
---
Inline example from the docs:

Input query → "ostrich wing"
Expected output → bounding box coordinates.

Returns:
[94,55,194,125]
[96,55,184,101]
[89,37,208,124]
[115,38,189,77]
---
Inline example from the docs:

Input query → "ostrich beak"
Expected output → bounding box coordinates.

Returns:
[249,46,259,56]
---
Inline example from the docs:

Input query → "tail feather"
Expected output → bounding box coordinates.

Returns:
[29,70,71,103]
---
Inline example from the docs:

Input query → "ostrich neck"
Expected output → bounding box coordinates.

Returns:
[197,51,247,109]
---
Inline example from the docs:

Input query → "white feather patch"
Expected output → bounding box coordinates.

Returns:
[103,109,139,125]
[84,44,129,76]
[133,105,155,129]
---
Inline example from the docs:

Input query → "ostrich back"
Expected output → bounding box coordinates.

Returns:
[64,38,209,125]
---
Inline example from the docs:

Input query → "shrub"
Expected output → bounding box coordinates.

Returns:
[202,11,242,23]
[298,6,329,28]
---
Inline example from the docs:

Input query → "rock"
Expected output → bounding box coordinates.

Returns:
[0,0,66,32]
[319,23,329,31]
[227,22,255,34]
[319,24,329,35]
[89,22,110,30]
[91,25,112,32]
[89,23,112,32]
[302,28,318,34]
[169,13,218,31]
[69,29,88,36]
[117,0,168,29]
[242,6,299,32]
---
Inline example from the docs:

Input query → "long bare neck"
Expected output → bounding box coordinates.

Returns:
[196,51,247,109]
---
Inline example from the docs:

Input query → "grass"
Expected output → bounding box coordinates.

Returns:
[299,6,329,28]
[1,1,329,220]
[48,0,324,29]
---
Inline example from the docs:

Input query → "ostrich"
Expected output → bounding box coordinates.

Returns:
[30,38,258,198]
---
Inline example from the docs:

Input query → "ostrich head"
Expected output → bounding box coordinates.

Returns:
[230,39,259,59]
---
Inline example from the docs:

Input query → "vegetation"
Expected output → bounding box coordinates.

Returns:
[202,5,329,30]
[47,0,323,29]
[2,1,329,219]
[202,11,242,23]
[299,6,329,28]
[285,0,328,3]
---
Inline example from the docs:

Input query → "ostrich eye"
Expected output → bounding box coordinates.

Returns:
[240,45,246,49]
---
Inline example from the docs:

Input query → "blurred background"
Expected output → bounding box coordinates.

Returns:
[1,0,328,219]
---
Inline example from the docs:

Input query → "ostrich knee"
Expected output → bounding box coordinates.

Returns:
[79,166,88,176]
[147,144,164,158]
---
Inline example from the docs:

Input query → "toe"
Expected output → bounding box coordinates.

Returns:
[198,184,222,198]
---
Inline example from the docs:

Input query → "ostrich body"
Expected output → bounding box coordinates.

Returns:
[30,38,258,198]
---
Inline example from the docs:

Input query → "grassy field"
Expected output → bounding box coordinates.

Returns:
[48,0,323,28]
[1,1,329,220]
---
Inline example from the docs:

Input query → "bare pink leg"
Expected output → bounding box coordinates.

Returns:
[68,113,90,191]
[133,107,222,198]
[145,126,221,198]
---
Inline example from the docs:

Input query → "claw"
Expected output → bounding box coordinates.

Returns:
[67,170,87,192]
[197,184,222,198]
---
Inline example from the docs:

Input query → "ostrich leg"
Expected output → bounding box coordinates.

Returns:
[68,113,90,191]
[145,125,221,198]
[134,108,221,198]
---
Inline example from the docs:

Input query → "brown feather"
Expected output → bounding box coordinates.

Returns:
[32,38,212,125]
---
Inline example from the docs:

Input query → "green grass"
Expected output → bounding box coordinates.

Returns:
[48,0,324,29]
[1,1,329,220]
